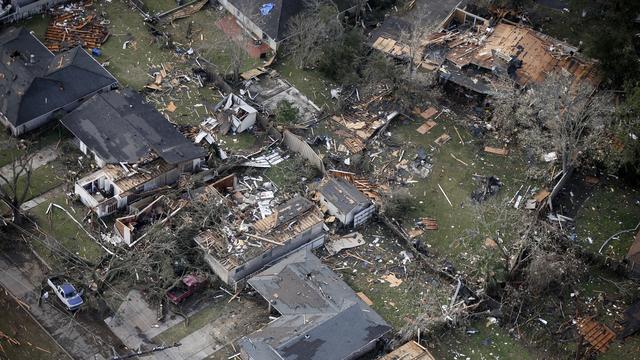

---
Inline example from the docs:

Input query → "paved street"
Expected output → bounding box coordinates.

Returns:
[0,255,109,360]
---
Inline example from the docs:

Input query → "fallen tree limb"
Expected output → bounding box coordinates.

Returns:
[598,221,640,254]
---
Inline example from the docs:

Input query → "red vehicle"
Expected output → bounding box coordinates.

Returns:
[166,274,207,305]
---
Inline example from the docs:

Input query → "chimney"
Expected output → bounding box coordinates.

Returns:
[29,54,35,64]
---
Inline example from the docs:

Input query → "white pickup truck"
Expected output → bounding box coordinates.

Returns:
[47,276,84,311]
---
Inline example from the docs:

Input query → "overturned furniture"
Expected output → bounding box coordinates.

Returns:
[318,177,375,227]
[194,176,326,288]
[238,249,391,360]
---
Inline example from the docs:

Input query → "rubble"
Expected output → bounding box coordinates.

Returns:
[45,1,109,53]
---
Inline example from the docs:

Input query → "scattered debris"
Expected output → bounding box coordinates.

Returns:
[484,146,509,156]
[326,232,365,255]
[576,317,616,353]
[434,133,451,146]
[382,273,403,287]
[45,1,109,53]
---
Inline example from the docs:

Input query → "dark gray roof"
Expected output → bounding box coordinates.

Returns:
[227,0,304,41]
[60,88,205,164]
[239,249,391,360]
[272,196,314,228]
[0,27,117,127]
[319,177,371,214]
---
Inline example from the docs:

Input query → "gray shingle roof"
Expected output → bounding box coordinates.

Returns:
[0,27,117,127]
[319,177,371,214]
[239,249,391,360]
[60,88,205,165]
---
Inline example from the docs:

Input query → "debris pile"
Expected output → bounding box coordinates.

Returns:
[45,1,109,53]
[471,175,502,202]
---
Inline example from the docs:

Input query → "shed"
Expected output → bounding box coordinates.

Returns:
[318,177,374,226]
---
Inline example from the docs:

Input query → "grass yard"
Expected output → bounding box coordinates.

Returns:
[28,194,104,265]
[0,287,69,360]
[273,61,337,111]
[383,111,533,272]
[575,182,640,257]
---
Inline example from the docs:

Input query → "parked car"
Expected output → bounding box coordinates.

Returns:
[47,276,84,311]
[166,274,207,305]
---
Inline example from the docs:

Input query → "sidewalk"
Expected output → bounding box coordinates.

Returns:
[0,144,60,180]
[0,255,108,359]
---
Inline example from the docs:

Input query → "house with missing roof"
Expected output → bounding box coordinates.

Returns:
[194,175,327,288]
[318,177,375,227]
[218,0,303,51]
[0,1,69,23]
[0,27,117,136]
[238,248,391,360]
[61,88,205,217]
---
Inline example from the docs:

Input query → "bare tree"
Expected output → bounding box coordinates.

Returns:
[0,146,34,225]
[284,0,343,68]
[492,74,614,203]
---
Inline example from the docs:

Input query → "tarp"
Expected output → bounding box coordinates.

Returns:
[260,3,274,16]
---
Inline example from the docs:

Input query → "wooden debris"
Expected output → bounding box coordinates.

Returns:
[484,237,497,248]
[416,120,437,134]
[240,67,268,80]
[420,217,438,230]
[166,101,177,113]
[437,184,453,207]
[484,146,509,156]
[45,1,109,53]
[434,133,451,145]
[407,227,425,239]
[532,189,550,203]
[584,176,600,185]
[453,125,465,145]
[356,292,374,306]
[577,317,616,353]
[419,107,439,120]
[381,340,435,360]
[382,273,403,287]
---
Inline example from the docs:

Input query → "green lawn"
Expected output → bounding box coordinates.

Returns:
[575,182,640,257]
[29,194,104,265]
[0,288,69,360]
[273,61,337,111]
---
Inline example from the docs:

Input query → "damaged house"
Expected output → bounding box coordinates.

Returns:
[218,0,303,52]
[434,7,599,95]
[0,1,69,23]
[318,177,374,227]
[370,6,598,96]
[0,27,117,136]
[238,248,391,360]
[62,88,205,217]
[213,93,258,134]
[195,175,326,288]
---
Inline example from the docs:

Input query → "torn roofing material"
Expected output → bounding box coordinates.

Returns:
[0,27,117,126]
[60,88,205,164]
[239,249,391,360]
[319,177,372,214]
[226,0,303,41]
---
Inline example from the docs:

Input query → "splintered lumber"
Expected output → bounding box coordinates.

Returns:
[416,120,437,134]
[434,133,451,145]
[245,233,283,246]
[577,317,615,353]
[419,107,439,120]
[420,217,438,230]
[45,1,109,52]
[437,184,453,207]
[356,292,374,306]
[484,146,509,156]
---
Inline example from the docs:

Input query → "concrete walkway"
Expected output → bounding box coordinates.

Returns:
[0,255,109,359]
[21,184,66,211]
[0,144,60,180]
